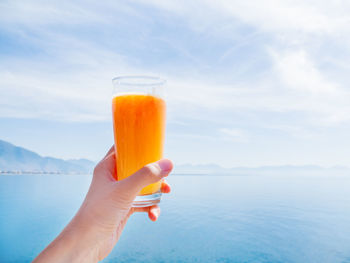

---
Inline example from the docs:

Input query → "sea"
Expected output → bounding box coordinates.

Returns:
[0,174,350,263]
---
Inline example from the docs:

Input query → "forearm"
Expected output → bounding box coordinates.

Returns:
[33,217,99,263]
[33,153,173,262]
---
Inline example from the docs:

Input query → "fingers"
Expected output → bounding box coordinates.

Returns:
[93,146,117,180]
[104,145,115,159]
[132,205,161,221]
[161,181,171,193]
[148,205,160,221]
[119,159,173,195]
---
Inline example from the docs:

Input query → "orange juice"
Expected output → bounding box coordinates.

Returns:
[112,94,166,195]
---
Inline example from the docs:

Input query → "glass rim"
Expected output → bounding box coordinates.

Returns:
[112,76,166,87]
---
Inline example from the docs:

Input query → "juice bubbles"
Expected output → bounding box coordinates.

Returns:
[112,94,166,195]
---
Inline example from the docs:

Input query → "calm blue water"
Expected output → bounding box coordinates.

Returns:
[1,174,350,263]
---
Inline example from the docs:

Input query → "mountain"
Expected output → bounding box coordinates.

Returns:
[174,163,350,176]
[1,139,348,176]
[0,140,95,174]
[173,163,227,174]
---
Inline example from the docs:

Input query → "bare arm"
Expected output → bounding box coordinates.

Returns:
[33,146,173,262]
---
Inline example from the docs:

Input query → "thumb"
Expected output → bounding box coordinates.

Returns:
[117,159,173,196]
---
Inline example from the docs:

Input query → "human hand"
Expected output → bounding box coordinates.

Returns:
[33,146,173,263]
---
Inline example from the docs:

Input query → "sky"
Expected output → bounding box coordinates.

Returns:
[1,0,350,167]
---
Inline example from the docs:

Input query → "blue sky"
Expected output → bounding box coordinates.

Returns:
[1,0,350,167]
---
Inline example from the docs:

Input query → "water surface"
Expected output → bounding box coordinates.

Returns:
[1,174,350,262]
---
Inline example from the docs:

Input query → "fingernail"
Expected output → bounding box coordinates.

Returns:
[157,159,173,174]
[150,213,157,221]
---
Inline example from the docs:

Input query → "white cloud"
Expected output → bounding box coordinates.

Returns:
[1,0,350,166]
[141,0,350,35]
[267,48,350,124]
[271,49,337,94]
[209,0,350,35]
[0,0,115,26]
[262,124,321,139]
[132,0,350,127]
[219,128,249,142]
[0,0,350,128]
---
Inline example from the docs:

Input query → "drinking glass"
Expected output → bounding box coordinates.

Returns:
[112,76,166,207]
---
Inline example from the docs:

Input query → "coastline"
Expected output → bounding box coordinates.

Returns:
[0,171,91,175]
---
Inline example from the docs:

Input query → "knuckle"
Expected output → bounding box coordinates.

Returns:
[93,165,100,175]
[141,164,160,181]
[93,160,105,174]
[141,165,154,179]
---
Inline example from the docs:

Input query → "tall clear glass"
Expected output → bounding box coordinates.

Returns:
[112,76,166,207]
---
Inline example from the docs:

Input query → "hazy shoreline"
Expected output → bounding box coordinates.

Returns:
[0,171,91,175]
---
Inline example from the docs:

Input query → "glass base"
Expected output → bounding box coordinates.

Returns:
[132,192,162,207]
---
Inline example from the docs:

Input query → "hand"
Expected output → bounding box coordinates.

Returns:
[33,146,173,263]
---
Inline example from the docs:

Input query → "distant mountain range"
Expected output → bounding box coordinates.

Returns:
[0,140,95,174]
[173,163,350,176]
[1,139,349,176]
